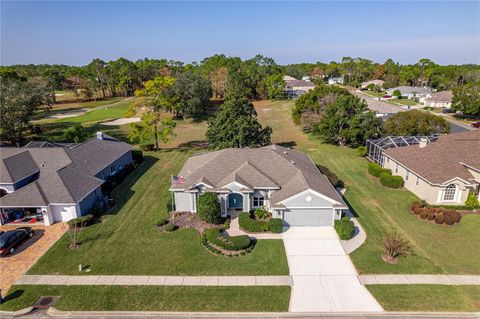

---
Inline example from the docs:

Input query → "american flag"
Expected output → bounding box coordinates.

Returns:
[171,175,185,184]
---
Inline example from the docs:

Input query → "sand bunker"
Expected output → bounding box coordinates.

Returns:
[100,117,141,126]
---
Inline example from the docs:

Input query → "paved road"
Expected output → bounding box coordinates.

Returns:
[283,227,382,312]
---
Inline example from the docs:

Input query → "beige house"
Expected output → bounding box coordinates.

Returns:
[423,90,453,108]
[361,79,385,89]
[382,131,480,205]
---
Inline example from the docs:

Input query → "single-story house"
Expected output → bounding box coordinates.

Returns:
[0,132,132,226]
[386,86,432,101]
[361,79,385,89]
[283,75,297,82]
[423,90,453,109]
[382,131,480,205]
[169,145,348,226]
[328,77,344,85]
[284,79,315,98]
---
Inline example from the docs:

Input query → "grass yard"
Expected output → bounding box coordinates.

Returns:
[255,99,480,274]
[0,285,290,312]
[361,91,385,98]
[389,98,418,107]
[28,151,289,276]
[367,285,480,312]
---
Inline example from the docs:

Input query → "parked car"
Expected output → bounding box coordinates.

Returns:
[471,121,480,128]
[0,227,34,256]
[442,108,454,114]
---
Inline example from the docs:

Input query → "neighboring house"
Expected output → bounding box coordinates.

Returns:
[386,86,432,101]
[423,90,453,108]
[283,75,297,82]
[170,145,348,226]
[301,76,311,82]
[285,79,315,98]
[361,79,385,89]
[382,131,480,205]
[328,77,344,85]
[0,132,132,226]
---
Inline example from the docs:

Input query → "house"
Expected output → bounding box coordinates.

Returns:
[386,86,432,101]
[285,79,315,98]
[301,76,311,82]
[169,145,348,226]
[0,132,132,226]
[361,79,385,89]
[382,131,480,205]
[283,75,297,82]
[328,77,344,85]
[423,90,453,109]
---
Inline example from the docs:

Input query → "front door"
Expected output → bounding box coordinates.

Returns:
[228,193,243,209]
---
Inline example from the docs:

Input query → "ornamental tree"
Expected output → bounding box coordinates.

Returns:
[197,192,222,224]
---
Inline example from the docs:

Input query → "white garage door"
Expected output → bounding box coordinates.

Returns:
[284,209,333,226]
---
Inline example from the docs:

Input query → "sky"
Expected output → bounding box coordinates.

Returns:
[1,1,479,66]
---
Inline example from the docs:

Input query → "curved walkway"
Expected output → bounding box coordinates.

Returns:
[340,211,366,254]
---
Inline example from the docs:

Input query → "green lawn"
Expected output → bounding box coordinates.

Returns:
[389,98,418,106]
[0,285,290,312]
[367,285,480,312]
[54,98,132,124]
[255,100,480,274]
[361,91,385,98]
[28,151,288,276]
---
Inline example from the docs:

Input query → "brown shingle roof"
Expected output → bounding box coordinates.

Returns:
[172,145,346,207]
[384,130,480,184]
[425,90,453,103]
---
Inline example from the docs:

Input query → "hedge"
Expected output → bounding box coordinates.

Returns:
[334,217,355,240]
[269,218,284,233]
[357,146,367,157]
[197,192,222,224]
[238,212,269,232]
[204,228,251,251]
[379,172,404,188]
[368,162,391,177]
[317,164,344,188]
[67,214,93,228]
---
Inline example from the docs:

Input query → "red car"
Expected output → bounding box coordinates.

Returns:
[471,121,480,129]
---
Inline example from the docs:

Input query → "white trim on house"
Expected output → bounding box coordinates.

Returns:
[278,189,344,207]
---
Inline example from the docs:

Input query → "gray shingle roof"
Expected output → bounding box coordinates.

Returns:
[387,86,431,95]
[0,134,130,207]
[172,145,346,207]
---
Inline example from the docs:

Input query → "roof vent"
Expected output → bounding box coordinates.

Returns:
[283,150,288,154]
[41,161,46,167]
[290,160,296,165]
[96,131,104,140]
[419,138,428,148]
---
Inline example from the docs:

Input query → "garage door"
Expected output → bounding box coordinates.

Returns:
[283,209,333,226]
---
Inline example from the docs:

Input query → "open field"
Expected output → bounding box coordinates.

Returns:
[367,285,480,311]
[0,285,290,312]
[28,151,289,276]
[254,99,480,274]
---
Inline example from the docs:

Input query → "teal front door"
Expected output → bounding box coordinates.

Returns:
[228,193,243,209]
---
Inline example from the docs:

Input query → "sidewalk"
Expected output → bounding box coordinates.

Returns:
[15,275,292,286]
[339,208,366,254]
[359,274,480,285]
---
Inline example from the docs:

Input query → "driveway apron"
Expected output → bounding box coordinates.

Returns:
[283,226,383,312]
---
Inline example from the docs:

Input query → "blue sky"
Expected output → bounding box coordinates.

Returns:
[1,1,479,66]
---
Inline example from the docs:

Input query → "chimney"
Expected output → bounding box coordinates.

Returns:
[419,138,428,148]
[96,131,104,140]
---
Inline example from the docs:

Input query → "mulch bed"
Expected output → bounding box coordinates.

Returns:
[170,212,223,233]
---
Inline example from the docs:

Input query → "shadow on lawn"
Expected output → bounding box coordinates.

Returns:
[2,289,24,304]
[104,155,159,217]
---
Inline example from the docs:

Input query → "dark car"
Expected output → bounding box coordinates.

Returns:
[471,121,480,129]
[0,227,34,256]
[442,108,455,114]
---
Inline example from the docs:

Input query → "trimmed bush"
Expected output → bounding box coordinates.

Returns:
[465,192,480,209]
[357,146,367,157]
[204,228,251,251]
[379,172,404,188]
[67,214,94,228]
[368,162,391,177]
[420,211,428,219]
[197,192,222,224]
[427,211,435,220]
[164,223,178,232]
[132,150,144,165]
[334,217,355,240]
[317,164,344,188]
[443,214,454,225]
[435,215,444,224]
[254,207,271,220]
[269,218,284,233]
[444,210,461,223]
[239,212,269,232]
[156,217,169,226]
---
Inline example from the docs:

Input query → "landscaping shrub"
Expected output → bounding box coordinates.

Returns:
[68,214,94,228]
[368,162,391,177]
[88,204,104,217]
[444,210,461,223]
[465,192,480,209]
[197,192,222,224]
[420,211,428,219]
[412,207,422,215]
[254,207,271,220]
[204,228,251,251]
[317,164,344,188]
[239,212,269,232]
[443,213,454,225]
[435,215,444,224]
[357,146,367,157]
[334,216,355,240]
[379,172,404,188]
[156,217,169,226]
[426,211,435,220]
[269,218,284,233]
[139,143,154,151]
[132,150,144,165]
[164,223,178,232]
[382,232,411,263]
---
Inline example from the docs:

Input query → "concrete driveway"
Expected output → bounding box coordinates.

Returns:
[283,227,382,312]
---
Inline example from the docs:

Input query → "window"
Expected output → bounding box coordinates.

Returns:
[443,184,456,201]
[416,177,419,186]
[405,170,409,181]
[253,196,264,207]
[395,164,398,173]
[110,165,115,174]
